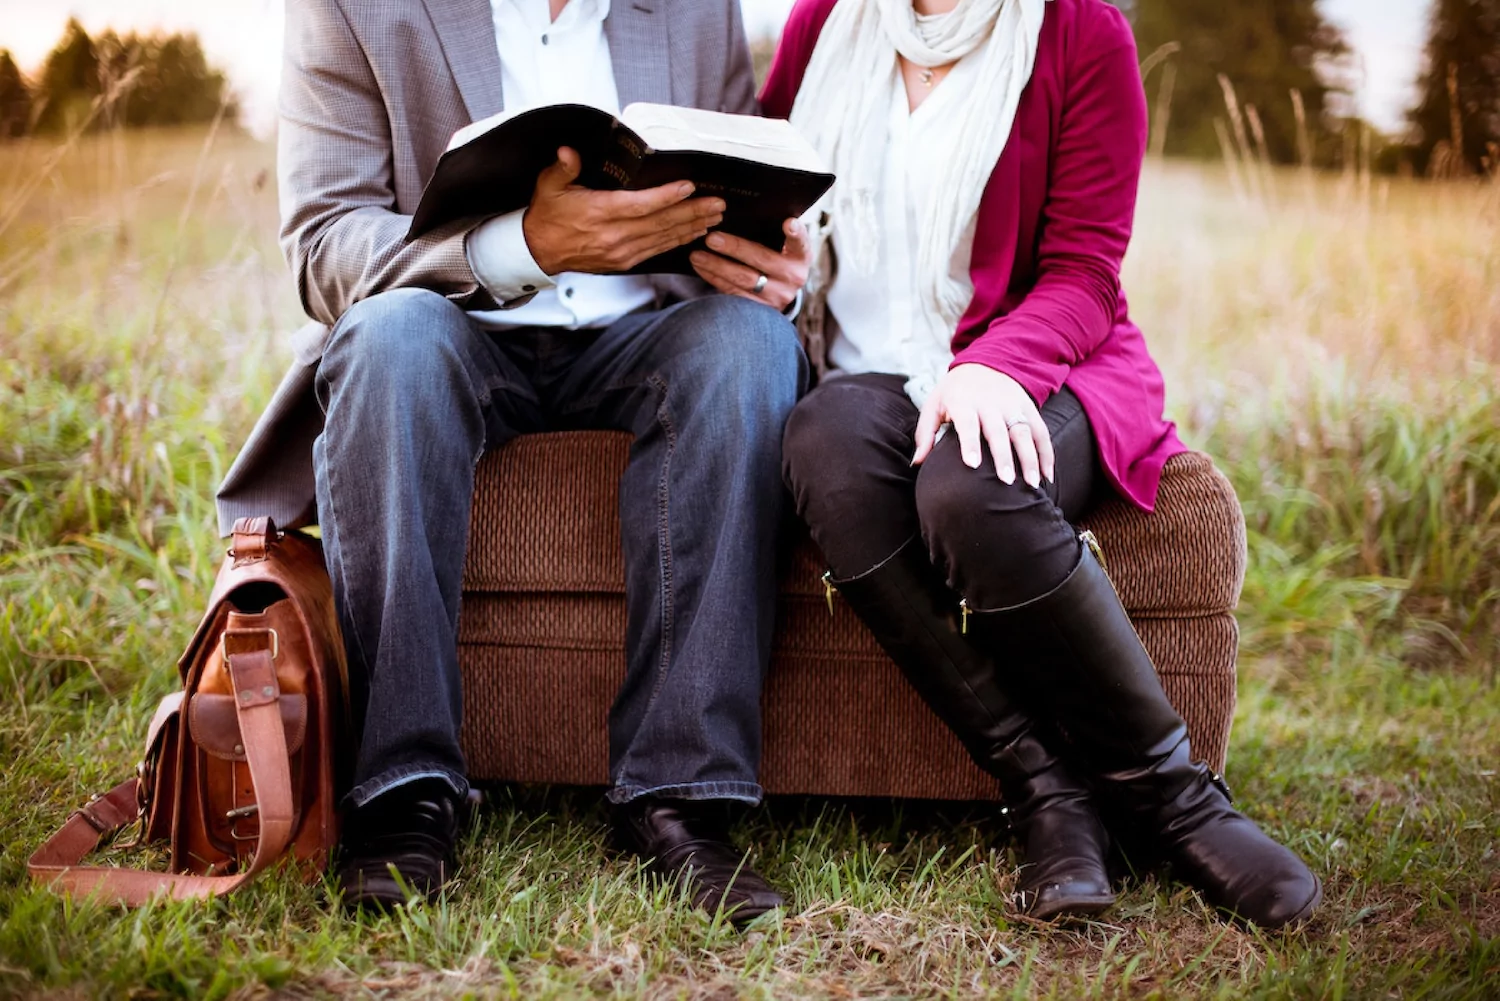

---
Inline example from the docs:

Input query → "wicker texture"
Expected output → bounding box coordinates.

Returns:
[459,432,1247,799]
[464,435,1246,618]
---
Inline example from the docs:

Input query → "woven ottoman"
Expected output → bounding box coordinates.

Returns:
[457,432,1246,800]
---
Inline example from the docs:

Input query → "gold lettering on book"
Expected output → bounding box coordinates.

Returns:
[615,132,646,159]
[691,182,762,199]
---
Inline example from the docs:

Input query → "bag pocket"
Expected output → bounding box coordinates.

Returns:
[188,693,307,860]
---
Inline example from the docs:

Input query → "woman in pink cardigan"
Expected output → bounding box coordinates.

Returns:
[762,0,1320,928]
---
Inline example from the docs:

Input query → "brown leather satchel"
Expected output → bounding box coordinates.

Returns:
[29,517,350,904]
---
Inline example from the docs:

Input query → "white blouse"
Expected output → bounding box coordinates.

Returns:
[824,57,979,407]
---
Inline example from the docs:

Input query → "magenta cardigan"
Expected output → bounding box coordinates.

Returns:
[760,0,1186,512]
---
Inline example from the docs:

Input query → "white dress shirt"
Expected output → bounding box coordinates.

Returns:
[824,59,979,406]
[464,0,657,329]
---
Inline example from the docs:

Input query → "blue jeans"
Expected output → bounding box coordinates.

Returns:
[313,289,807,809]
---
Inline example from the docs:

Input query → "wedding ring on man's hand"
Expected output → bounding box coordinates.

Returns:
[752,273,769,294]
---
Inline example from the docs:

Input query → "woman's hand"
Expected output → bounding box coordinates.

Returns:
[688,218,812,311]
[912,364,1055,488]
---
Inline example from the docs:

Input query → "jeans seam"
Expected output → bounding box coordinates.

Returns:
[318,426,374,680]
[613,372,677,788]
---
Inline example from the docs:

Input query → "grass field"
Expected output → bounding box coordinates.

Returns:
[0,128,1497,999]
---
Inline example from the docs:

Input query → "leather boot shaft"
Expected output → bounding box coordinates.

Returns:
[828,536,1114,920]
[964,542,1321,929]
[828,536,1033,767]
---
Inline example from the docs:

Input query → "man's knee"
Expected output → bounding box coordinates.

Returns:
[324,288,472,380]
[670,296,807,400]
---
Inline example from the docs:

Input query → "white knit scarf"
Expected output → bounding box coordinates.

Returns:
[789,0,1048,388]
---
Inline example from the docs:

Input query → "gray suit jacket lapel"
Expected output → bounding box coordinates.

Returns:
[422,0,505,121]
[605,0,673,107]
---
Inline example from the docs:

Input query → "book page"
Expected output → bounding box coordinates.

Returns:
[620,103,828,174]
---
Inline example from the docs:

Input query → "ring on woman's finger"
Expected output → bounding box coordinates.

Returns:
[1005,418,1029,431]
[751,273,769,294]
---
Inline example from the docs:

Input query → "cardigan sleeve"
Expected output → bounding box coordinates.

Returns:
[951,8,1147,405]
[758,0,841,119]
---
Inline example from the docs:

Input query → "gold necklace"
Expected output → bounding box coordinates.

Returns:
[919,68,936,87]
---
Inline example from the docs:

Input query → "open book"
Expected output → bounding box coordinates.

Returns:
[406,102,835,275]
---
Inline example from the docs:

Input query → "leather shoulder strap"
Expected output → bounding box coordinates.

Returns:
[28,650,299,904]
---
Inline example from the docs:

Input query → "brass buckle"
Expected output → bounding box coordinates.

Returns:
[72,794,145,848]
[219,627,279,662]
[71,795,112,834]
[227,803,261,841]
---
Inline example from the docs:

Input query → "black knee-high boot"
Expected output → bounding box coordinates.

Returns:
[967,540,1322,930]
[830,537,1115,920]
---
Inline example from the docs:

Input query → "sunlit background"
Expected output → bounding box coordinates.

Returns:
[0,0,1433,136]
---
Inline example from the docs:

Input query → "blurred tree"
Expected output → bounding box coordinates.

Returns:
[34,18,101,133]
[96,30,237,129]
[0,51,32,139]
[1409,0,1500,176]
[32,20,236,134]
[1132,0,1350,165]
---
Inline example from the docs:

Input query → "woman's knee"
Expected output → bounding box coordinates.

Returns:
[782,381,924,572]
[915,438,1077,604]
[784,382,891,503]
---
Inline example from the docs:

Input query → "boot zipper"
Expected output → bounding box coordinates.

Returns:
[1079,530,1106,570]
[821,570,836,616]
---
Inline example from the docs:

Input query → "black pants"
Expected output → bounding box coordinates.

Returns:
[782,373,1103,609]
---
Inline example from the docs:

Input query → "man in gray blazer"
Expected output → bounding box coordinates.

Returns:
[221,0,811,922]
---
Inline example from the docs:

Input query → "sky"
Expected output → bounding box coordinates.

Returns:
[0,0,1432,136]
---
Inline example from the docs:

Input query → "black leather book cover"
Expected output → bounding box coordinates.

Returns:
[406,104,834,275]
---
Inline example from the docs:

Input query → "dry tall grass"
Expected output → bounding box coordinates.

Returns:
[1129,160,1500,669]
[1,129,1497,998]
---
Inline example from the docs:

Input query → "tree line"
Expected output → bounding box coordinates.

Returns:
[0,18,235,139]
[3,4,1496,178]
[1126,0,1497,177]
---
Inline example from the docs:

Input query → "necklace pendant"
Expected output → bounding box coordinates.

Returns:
[919,68,935,87]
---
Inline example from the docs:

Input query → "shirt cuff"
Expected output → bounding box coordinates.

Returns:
[782,288,804,321]
[464,210,556,305]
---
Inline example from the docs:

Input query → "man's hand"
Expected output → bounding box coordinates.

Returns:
[522,147,726,275]
[911,364,1055,488]
[688,218,811,312]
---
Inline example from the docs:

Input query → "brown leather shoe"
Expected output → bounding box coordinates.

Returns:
[335,779,458,913]
[612,798,784,926]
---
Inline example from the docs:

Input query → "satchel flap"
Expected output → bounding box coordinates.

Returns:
[188,693,307,760]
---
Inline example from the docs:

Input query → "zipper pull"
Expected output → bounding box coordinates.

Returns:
[960,598,971,635]
[1079,530,1106,571]
[821,570,836,616]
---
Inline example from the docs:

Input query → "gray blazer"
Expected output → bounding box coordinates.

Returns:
[215,0,759,534]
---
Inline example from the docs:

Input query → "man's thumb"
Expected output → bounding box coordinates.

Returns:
[539,146,583,191]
